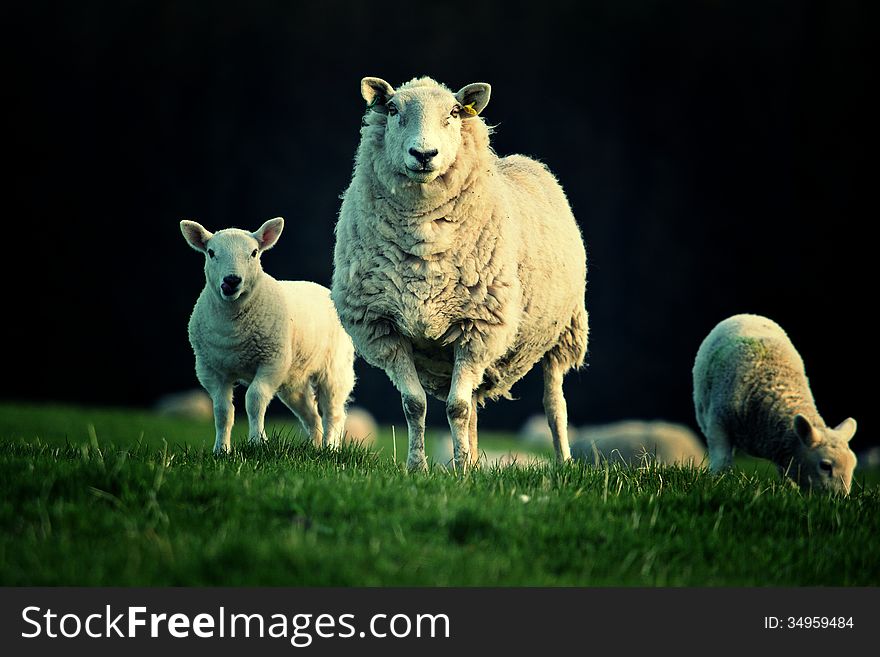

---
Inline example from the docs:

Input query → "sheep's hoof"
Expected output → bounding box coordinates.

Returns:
[407,455,428,473]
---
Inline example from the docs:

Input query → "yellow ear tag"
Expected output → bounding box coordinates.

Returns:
[462,103,478,116]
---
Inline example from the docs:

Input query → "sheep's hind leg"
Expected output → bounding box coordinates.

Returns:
[316,384,347,449]
[447,361,482,472]
[542,357,572,463]
[706,421,734,473]
[387,350,428,472]
[245,372,281,445]
[277,385,322,446]
[468,395,479,466]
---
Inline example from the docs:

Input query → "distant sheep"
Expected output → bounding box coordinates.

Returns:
[571,421,706,468]
[433,433,537,469]
[343,406,379,447]
[332,76,588,471]
[519,414,577,447]
[693,314,857,494]
[181,218,356,452]
[155,389,213,420]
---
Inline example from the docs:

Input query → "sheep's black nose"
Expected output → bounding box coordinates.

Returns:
[223,275,241,287]
[409,147,438,164]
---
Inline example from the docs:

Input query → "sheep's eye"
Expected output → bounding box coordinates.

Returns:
[207,249,215,258]
[251,249,258,258]
[387,103,398,116]
[819,460,833,474]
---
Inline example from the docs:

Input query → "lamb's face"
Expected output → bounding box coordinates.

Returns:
[180,218,284,303]
[361,77,491,185]
[202,230,264,302]
[793,415,858,495]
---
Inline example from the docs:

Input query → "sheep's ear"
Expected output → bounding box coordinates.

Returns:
[361,77,395,113]
[455,83,491,118]
[180,220,213,253]
[793,414,820,448]
[253,217,284,251]
[834,418,857,442]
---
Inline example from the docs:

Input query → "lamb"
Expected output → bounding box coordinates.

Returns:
[572,420,706,468]
[180,218,356,453]
[331,76,588,471]
[693,313,857,494]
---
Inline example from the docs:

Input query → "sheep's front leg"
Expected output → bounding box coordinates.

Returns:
[447,362,481,472]
[386,350,428,472]
[197,366,234,454]
[245,373,279,445]
[542,357,572,463]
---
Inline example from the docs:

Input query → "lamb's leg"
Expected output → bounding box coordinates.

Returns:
[277,385,322,446]
[316,384,346,449]
[245,375,278,445]
[542,357,572,463]
[386,350,428,472]
[706,420,734,472]
[468,395,479,465]
[196,366,234,454]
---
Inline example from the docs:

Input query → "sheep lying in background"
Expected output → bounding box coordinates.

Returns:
[432,433,537,469]
[343,406,379,447]
[181,218,356,453]
[571,421,706,468]
[155,388,213,420]
[693,313,857,494]
[519,414,577,447]
[332,76,588,471]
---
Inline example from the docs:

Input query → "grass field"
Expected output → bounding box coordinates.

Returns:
[1,402,878,586]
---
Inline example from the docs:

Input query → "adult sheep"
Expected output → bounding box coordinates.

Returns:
[332,76,588,471]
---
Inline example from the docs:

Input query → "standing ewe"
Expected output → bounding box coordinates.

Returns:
[181,218,356,453]
[693,313,857,494]
[332,76,588,471]
[572,420,706,468]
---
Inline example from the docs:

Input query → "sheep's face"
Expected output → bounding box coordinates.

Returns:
[180,218,284,303]
[792,414,858,495]
[361,77,491,184]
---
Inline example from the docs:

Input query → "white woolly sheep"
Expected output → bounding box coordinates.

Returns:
[693,313,857,494]
[181,218,356,453]
[571,420,706,468]
[331,76,588,471]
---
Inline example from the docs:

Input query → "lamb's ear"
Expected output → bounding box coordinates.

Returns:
[455,83,491,118]
[793,414,820,448]
[834,417,857,442]
[361,77,395,113]
[253,217,284,252]
[180,220,213,253]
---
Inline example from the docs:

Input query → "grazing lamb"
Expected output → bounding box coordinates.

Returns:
[181,218,356,453]
[571,420,706,468]
[693,313,857,494]
[332,76,588,471]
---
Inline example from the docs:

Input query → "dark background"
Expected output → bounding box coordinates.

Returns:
[3,1,873,444]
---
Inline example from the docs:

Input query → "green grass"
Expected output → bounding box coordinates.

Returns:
[1,402,878,586]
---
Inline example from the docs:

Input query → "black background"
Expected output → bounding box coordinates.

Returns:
[3,1,873,444]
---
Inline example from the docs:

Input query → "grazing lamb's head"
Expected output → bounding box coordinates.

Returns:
[791,414,858,495]
[180,218,284,303]
[361,76,491,184]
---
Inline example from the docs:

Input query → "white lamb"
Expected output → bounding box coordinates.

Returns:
[181,218,356,453]
[571,420,706,468]
[693,313,857,494]
[332,76,588,471]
